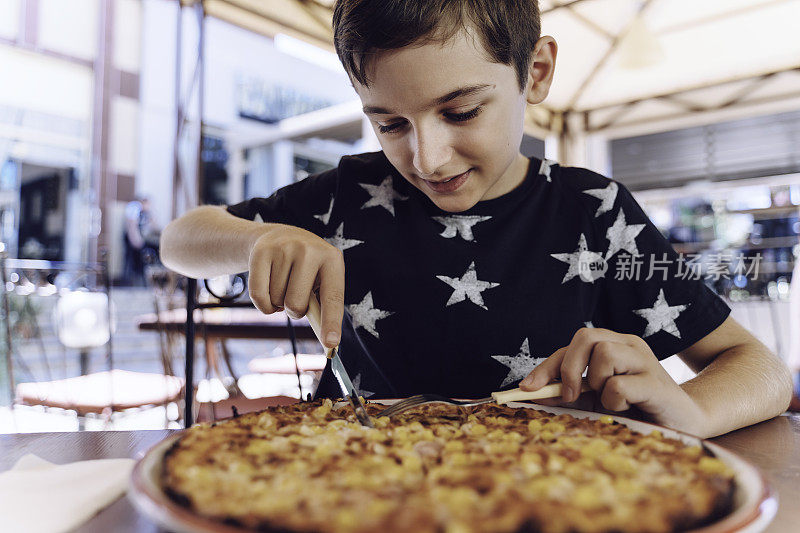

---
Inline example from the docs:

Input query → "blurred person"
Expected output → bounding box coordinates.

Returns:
[123,196,159,286]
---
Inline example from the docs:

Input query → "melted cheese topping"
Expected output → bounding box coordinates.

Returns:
[163,400,734,533]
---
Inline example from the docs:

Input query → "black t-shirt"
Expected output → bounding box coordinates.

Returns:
[228,151,730,399]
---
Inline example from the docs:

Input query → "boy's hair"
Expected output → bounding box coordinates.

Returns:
[333,0,541,93]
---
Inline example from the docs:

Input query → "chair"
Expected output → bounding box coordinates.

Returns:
[1,254,184,430]
[243,353,325,399]
[182,275,320,427]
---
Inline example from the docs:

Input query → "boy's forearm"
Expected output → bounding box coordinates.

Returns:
[680,342,793,438]
[160,205,271,279]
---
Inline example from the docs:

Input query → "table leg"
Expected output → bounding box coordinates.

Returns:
[80,350,89,376]
[205,337,241,397]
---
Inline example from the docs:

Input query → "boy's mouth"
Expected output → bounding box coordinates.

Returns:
[422,169,472,194]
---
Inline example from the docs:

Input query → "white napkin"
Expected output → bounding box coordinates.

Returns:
[0,454,135,533]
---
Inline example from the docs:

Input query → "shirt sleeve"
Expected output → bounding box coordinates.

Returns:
[226,167,340,237]
[593,182,731,360]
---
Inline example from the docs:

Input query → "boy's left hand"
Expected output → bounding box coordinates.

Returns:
[519,328,709,435]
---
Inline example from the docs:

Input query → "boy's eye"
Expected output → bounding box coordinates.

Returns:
[376,106,484,135]
[444,106,483,122]
[378,121,405,134]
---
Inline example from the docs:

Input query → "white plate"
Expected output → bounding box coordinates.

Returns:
[129,402,776,533]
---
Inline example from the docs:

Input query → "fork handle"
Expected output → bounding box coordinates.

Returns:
[491,380,591,405]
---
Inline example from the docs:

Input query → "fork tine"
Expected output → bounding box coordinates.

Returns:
[377,395,428,418]
[376,399,421,418]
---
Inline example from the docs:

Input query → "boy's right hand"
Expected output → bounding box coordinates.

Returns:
[247,225,345,349]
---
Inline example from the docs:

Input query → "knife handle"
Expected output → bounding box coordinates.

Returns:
[304,293,334,359]
[491,379,590,405]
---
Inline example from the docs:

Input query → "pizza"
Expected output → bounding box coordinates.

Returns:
[162,399,735,533]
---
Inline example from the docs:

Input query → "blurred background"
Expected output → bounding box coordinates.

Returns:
[0,0,798,431]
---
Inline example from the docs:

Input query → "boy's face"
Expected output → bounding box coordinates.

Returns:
[354,27,555,212]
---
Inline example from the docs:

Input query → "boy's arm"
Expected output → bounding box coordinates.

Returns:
[160,205,345,347]
[160,205,270,278]
[677,317,793,437]
[521,317,793,438]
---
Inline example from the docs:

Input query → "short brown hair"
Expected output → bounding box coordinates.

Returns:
[333,0,541,92]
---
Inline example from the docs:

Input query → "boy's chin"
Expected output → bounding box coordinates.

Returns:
[425,193,479,213]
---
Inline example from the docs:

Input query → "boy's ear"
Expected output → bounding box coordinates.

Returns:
[525,36,558,106]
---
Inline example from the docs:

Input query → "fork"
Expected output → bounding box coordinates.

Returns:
[375,379,590,418]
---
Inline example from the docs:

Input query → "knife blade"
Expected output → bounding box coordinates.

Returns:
[328,346,374,427]
[304,293,374,427]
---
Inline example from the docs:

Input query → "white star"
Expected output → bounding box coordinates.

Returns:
[359,175,408,216]
[352,373,375,398]
[347,291,393,338]
[436,261,499,310]
[584,321,595,328]
[539,159,556,182]
[314,195,335,225]
[253,213,264,223]
[550,234,607,284]
[583,182,618,217]
[492,338,548,388]
[605,209,646,259]
[633,289,689,338]
[324,222,363,252]
[432,215,492,241]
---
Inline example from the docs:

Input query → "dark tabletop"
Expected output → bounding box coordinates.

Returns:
[136,308,316,340]
[1,414,798,532]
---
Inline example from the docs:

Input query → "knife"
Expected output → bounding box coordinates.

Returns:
[304,293,374,427]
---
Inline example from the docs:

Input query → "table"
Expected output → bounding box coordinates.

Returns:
[0,430,172,533]
[137,307,318,420]
[136,307,315,341]
[2,414,798,532]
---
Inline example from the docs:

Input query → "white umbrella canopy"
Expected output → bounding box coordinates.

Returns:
[197,0,335,50]
[533,0,800,135]
[190,0,800,137]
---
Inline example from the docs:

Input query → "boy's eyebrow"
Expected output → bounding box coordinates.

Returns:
[362,84,494,115]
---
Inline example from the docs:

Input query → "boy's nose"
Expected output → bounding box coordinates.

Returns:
[411,128,452,177]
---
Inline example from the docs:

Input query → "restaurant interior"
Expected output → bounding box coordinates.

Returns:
[0,1,799,532]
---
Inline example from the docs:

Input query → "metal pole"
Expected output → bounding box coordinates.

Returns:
[101,249,113,372]
[195,1,206,207]
[0,252,15,406]
[89,0,112,263]
[769,299,784,361]
[184,277,197,427]
[172,0,183,219]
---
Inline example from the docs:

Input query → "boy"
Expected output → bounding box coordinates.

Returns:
[161,0,792,438]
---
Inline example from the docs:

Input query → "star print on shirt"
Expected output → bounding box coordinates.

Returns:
[436,261,499,310]
[550,233,607,284]
[633,289,689,338]
[359,175,408,216]
[351,373,375,398]
[539,159,556,182]
[347,291,393,338]
[605,209,646,259]
[314,195,335,225]
[492,338,548,388]
[253,213,264,223]
[583,182,618,218]
[432,215,492,241]
[325,222,364,252]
